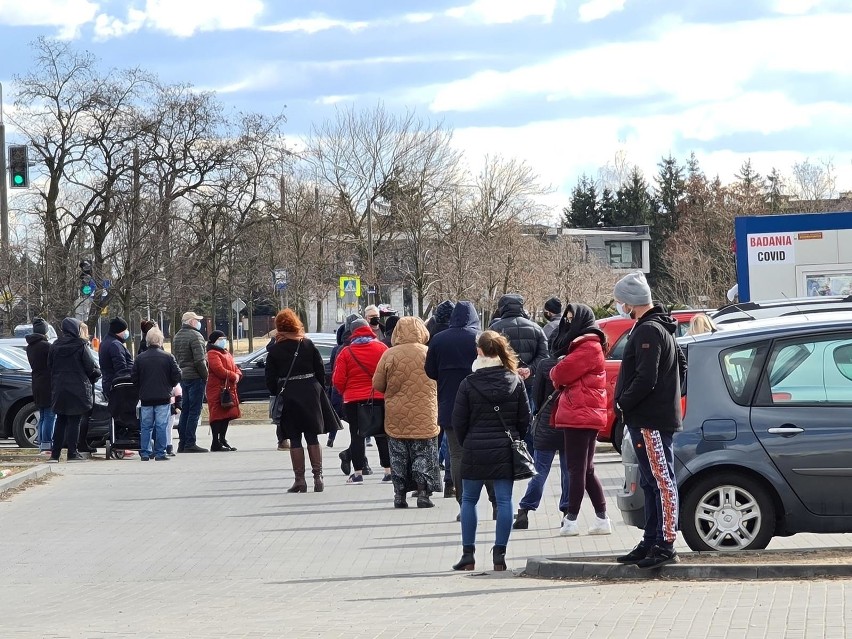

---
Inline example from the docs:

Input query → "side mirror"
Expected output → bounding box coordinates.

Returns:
[256,358,266,369]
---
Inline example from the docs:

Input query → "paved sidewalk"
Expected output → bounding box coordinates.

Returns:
[2,423,851,638]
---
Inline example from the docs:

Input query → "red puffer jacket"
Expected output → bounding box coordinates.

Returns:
[332,326,387,403]
[550,334,607,430]
[206,347,243,422]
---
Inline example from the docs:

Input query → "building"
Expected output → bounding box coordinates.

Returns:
[543,225,652,274]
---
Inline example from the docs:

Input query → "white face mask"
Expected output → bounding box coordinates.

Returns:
[193,321,202,331]
[216,338,228,350]
[616,302,632,319]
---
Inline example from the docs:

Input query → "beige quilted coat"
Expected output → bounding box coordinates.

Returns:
[372,317,439,440]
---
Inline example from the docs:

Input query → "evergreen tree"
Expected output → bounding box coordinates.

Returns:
[733,159,766,215]
[766,167,785,213]
[614,167,653,226]
[563,174,599,227]
[654,154,685,230]
[599,187,617,227]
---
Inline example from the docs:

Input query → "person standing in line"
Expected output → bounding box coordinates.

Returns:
[173,311,209,453]
[686,314,716,336]
[490,294,548,409]
[332,318,390,485]
[364,305,384,340]
[205,331,242,452]
[265,310,328,493]
[380,315,400,348]
[47,319,101,463]
[372,317,440,508]
[139,319,156,354]
[132,327,181,461]
[99,317,133,399]
[26,318,55,457]
[549,304,612,537]
[613,272,687,569]
[451,331,530,572]
[334,314,372,474]
[541,297,563,340]
[425,300,455,339]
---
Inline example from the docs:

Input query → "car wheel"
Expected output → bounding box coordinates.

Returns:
[12,402,39,448]
[611,419,624,455]
[681,472,776,552]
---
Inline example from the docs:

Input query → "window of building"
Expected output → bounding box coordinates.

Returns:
[607,241,643,269]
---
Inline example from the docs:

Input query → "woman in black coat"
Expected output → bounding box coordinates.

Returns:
[25,318,54,454]
[451,330,530,573]
[48,318,101,463]
[265,309,327,493]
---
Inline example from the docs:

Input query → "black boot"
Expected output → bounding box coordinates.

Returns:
[492,503,498,521]
[210,423,224,451]
[362,460,373,475]
[339,449,351,475]
[394,490,408,508]
[512,508,529,530]
[492,545,507,571]
[219,423,236,451]
[416,483,434,508]
[443,482,455,499]
[453,545,476,571]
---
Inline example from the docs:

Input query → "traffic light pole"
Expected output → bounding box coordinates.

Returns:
[0,82,9,255]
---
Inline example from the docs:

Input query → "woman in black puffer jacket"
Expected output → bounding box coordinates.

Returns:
[451,330,530,573]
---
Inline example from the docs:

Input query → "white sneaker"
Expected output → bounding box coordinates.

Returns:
[588,515,612,536]
[559,516,579,536]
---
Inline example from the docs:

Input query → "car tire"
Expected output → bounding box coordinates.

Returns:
[12,402,39,448]
[611,419,624,455]
[681,472,776,552]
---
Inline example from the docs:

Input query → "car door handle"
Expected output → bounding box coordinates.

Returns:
[768,426,805,436]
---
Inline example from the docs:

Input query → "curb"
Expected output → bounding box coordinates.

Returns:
[524,549,852,581]
[0,464,52,494]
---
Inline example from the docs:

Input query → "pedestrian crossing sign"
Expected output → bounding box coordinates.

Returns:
[339,276,361,298]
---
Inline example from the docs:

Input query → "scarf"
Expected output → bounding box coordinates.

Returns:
[472,355,503,372]
[551,303,606,358]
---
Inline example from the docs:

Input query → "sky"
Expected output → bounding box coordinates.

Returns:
[2,0,852,216]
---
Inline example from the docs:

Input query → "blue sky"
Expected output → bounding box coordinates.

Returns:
[2,0,852,214]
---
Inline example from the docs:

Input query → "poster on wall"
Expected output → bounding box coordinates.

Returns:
[805,273,852,297]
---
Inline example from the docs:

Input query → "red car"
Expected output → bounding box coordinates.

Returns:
[596,310,711,452]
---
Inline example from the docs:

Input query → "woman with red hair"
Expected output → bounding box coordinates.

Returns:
[265,309,327,493]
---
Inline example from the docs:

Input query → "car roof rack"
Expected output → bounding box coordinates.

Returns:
[713,294,852,319]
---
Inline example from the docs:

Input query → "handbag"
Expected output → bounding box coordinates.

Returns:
[347,347,385,438]
[468,381,537,481]
[220,386,235,409]
[531,389,561,435]
[269,339,302,422]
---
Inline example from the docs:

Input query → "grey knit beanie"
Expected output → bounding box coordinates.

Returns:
[613,272,652,306]
[349,318,370,332]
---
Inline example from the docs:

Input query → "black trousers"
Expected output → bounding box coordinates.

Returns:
[51,414,82,459]
[345,401,390,471]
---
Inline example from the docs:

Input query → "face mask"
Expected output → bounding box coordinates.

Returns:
[369,317,380,326]
[121,330,130,341]
[616,302,632,319]
[193,321,202,331]
[216,338,228,350]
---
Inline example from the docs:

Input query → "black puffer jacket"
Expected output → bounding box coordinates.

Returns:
[453,364,530,480]
[49,318,101,415]
[25,333,52,408]
[490,294,548,376]
[131,346,181,406]
[531,357,563,451]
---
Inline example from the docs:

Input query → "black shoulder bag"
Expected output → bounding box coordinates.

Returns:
[269,339,302,422]
[531,389,561,435]
[468,381,536,481]
[347,347,385,438]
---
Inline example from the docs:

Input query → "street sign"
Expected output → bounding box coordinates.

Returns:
[367,286,377,295]
[275,281,287,291]
[101,279,111,289]
[338,276,361,298]
[232,298,246,313]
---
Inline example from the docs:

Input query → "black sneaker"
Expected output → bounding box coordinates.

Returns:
[339,451,351,476]
[636,545,679,570]
[616,543,652,564]
[67,454,88,463]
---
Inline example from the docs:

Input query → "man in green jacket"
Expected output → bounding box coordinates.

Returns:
[173,311,209,452]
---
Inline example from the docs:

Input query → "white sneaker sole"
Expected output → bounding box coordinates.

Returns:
[587,528,612,536]
[559,528,579,537]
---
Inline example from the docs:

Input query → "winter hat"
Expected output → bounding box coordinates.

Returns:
[109,317,128,334]
[613,271,652,306]
[344,313,363,334]
[140,319,156,334]
[349,318,370,332]
[32,318,49,335]
[544,297,562,315]
[208,330,226,344]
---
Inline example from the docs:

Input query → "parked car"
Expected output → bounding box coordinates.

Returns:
[617,311,852,551]
[13,323,58,341]
[235,332,337,402]
[597,309,712,452]
[711,295,852,326]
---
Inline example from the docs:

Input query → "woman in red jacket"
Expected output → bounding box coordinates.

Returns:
[332,318,389,484]
[549,304,611,537]
[205,331,242,452]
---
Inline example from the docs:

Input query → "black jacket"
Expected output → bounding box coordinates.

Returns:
[131,346,181,406]
[25,333,52,408]
[531,356,563,451]
[453,365,530,481]
[425,302,481,429]
[99,333,133,396]
[490,295,548,380]
[265,337,327,435]
[49,318,101,415]
[614,306,687,432]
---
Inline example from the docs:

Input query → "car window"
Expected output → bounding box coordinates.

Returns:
[835,345,852,381]
[607,331,630,361]
[315,344,334,362]
[762,335,852,405]
[0,348,30,370]
[720,344,767,405]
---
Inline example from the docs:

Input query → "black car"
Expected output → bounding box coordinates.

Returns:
[0,344,111,448]
[235,333,337,402]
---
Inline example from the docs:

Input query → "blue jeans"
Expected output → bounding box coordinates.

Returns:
[178,378,205,448]
[439,431,451,483]
[37,407,57,451]
[461,478,514,547]
[140,404,171,459]
[518,448,570,512]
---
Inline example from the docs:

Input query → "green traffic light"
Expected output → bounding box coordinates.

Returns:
[13,175,24,185]
[82,284,93,296]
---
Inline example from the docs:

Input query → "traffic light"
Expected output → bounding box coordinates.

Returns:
[79,260,95,297]
[8,145,29,189]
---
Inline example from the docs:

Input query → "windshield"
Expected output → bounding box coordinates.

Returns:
[0,346,31,371]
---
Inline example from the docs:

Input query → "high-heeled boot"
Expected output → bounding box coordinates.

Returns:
[287,448,308,493]
[307,444,324,492]
[492,545,507,571]
[219,422,236,451]
[453,545,476,571]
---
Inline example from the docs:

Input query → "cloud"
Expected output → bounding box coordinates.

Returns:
[445,0,558,24]
[578,0,627,22]
[94,0,265,39]
[0,0,99,39]
[262,14,370,34]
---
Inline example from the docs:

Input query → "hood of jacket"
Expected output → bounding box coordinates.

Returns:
[391,316,429,346]
[449,301,481,330]
[61,317,82,338]
[551,303,606,357]
[434,300,455,327]
[26,333,48,346]
[383,315,401,341]
[496,294,525,319]
[351,325,377,341]
[637,305,678,334]
[336,323,346,345]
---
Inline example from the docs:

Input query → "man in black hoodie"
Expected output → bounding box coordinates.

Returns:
[613,272,687,570]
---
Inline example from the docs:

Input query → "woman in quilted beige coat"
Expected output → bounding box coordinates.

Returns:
[373,316,441,508]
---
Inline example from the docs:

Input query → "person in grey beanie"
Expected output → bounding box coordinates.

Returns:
[542,297,562,340]
[612,271,687,569]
